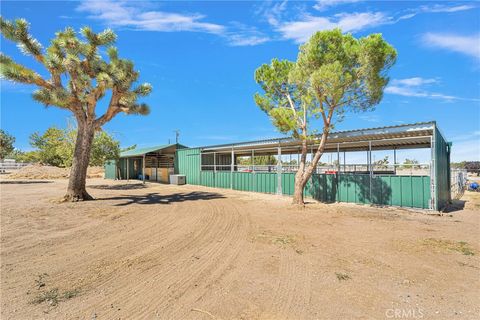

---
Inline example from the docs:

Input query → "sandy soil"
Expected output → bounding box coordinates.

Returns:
[5,165,104,180]
[1,178,479,320]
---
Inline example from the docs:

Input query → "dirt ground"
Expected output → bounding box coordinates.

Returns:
[1,178,479,320]
[5,165,104,180]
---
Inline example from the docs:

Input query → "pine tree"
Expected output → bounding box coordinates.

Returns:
[0,18,152,201]
[254,29,396,205]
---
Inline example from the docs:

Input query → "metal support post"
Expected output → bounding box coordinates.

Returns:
[252,149,255,191]
[142,154,146,184]
[368,141,372,201]
[393,148,397,175]
[277,145,282,195]
[231,148,234,189]
[127,157,130,181]
[337,143,340,172]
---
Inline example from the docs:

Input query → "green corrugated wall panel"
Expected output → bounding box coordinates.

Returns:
[282,173,295,195]
[104,160,117,179]
[200,171,214,187]
[234,172,253,191]
[216,172,231,189]
[434,126,451,210]
[176,148,201,185]
[401,176,413,207]
[412,176,424,208]
[308,174,337,203]
[175,149,432,209]
[376,176,394,206]
[254,172,277,194]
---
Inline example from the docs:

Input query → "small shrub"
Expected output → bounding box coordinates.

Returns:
[335,272,351,281]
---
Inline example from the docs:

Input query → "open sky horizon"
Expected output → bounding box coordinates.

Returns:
[1,0,479,163]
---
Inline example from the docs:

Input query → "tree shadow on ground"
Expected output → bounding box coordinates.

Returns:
[0,180,53,184]
[89,183,146,190]
[98,191,225,206]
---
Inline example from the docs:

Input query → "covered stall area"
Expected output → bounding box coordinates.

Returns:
[176,122,452,211]
[104,144,186,183]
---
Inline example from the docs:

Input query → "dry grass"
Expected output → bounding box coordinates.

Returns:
[422,238,475,256]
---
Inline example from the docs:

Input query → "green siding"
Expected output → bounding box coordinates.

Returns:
[434,126,451,211]
[176,148,201,185]
[117,158,142,180]
[234,172,254,191]
[254,172,278,194]
[282,173,295,195]
[104,160,117,179]
[176,148,432,210]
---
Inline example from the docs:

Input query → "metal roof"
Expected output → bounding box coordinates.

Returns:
[198,121,438,154]
[120,144,187,158]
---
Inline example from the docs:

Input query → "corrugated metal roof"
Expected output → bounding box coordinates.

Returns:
[198,121,437,152]
[120,144,186,158]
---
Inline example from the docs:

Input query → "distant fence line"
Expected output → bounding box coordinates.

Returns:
[451,169,467,200]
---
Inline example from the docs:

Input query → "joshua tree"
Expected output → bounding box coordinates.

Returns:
[254,29,396,205]
[0,18,151,201]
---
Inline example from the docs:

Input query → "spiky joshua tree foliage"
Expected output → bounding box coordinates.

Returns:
[0,17,152,201]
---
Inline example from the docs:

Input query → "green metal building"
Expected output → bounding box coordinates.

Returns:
[104,144,186,183]
[174,122,451,211]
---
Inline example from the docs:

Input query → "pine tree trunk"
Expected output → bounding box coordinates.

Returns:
[292,169,306,205]
[292,139,309,206]
[63,121,95,202]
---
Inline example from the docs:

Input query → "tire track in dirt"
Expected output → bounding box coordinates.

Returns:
[268,249,312,319]
[64,194,254,319]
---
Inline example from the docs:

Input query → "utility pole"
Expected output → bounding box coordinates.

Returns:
[173,129,180,144]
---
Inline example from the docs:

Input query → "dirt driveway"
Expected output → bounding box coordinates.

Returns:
[1,178,479,319]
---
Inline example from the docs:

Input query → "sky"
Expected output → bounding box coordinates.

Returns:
[1,0,479,163]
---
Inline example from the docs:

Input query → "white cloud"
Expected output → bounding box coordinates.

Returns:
[225,23,270,46]
[422,33,480,60]
[385,77,479,102]
[391,77,438,87]
[277,12,390,43]
[78,0,225,34]
[313,0,363,11]
[266,1,477,44]
[77,0,269,46]
[418,4,476,13]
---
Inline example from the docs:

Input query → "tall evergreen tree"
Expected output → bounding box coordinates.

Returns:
[0,18,152,201]
[254,29,396,205]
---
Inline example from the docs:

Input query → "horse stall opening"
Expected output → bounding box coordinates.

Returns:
[176,122,451,211]
[104,144,187,183]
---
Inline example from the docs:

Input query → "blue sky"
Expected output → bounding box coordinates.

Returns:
[1,0,479,162]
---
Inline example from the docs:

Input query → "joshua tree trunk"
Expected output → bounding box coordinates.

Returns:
[64,120,95,201]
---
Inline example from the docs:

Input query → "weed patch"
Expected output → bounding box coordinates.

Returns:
[422,238,475,256]
[335,272,351,281]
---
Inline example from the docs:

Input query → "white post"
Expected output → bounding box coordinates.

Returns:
[127,158,129,181]
[393,148,397,175]
[369,141,372,201]
[142,154,146,184]
[277,145,282,195]
[231,148,234,189]
[337,143,340,172]
[252,149,255,192]
[213,151,216,187]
